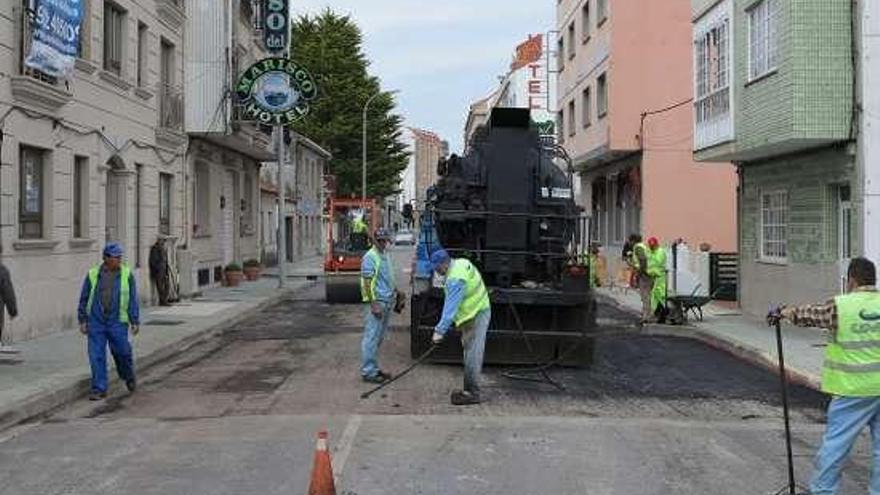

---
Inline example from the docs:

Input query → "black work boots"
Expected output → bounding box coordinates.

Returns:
[450,390,480,406]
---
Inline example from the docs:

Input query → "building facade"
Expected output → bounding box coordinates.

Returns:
[691,0,858,315]
[259,132,330,265]
[408,127,445,210]
[179,0,274,294]
[861,0,880,265]
[556,0,737,278]
[0,0,186,340]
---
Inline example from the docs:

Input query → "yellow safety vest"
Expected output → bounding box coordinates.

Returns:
[822,291,880,396]
[446,258,491,326]
[361,248,382,303]
[352,218,368,234]
[646,247,667,278]
[86,264,132,324]
[631,242,648,271]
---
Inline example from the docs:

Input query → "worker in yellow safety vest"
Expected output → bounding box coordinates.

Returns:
[580,245,602,289]
[360,229,396,384]
[627,234,652,324]
[646,237,667,321]
[76,242,140,401]
[430,249,491,406]
[774,257,880,494]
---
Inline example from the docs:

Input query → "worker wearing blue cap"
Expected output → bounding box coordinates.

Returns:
[77,242,140,400]
[430,249,491,405]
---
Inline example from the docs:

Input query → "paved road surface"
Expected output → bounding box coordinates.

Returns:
[0,247,871,494]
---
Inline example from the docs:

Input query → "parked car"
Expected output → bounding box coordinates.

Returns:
[394,230,416,246]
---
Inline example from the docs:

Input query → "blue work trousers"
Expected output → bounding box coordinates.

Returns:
[87,320,135,393]
[810,396,880,495]
[361,301,392,379]
[459,309,491,395]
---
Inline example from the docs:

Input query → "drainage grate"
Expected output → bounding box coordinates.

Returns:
[145,320,185,326]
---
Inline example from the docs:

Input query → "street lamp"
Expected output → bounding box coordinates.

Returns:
[362,89,400,201]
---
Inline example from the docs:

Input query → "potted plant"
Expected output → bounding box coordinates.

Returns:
[224,262,243,287]
[243,259,262,281]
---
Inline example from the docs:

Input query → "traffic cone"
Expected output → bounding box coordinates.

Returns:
[308,431,337,495]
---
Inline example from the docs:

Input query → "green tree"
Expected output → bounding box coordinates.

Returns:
[290,10,408,199]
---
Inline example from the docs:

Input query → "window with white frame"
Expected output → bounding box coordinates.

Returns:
[597,73,608,117]
[73,156,88,239]
[748,0,779,81]
[761,190,788,262]
[693,1,733,149]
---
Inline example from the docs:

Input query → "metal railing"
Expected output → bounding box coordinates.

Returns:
[158,83,184,131]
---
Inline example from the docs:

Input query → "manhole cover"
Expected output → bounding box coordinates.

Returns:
[145,320,185,326]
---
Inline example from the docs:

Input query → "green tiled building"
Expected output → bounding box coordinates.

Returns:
[691,0,857,315]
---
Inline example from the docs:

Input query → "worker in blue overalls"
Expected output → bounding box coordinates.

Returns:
[77,242,140,400]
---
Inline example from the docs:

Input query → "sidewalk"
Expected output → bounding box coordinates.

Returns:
[596,287,827,390]
[0,257,323,432]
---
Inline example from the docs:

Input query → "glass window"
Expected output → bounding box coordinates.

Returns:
[748,0,780,80]
[597,73,608,117]
[137,22,148,87]
[195,163,210,236]
[582,86,592,128]
[74,156,88,239]
[581,1,591,41]
[597,0,608,24]
[20,146,44,239]
[567,22,576,59]
[103,2,126,75]
[567,100,576,136]
[159,173,172,235]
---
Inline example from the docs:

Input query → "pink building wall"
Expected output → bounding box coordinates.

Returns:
[605,0,737,251]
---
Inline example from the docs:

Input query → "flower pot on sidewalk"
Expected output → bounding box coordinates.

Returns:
[224,263,243,287]
[243,259,262,281]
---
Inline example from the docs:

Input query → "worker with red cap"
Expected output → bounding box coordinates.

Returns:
[628,234,652,323]
[646,237,668,321]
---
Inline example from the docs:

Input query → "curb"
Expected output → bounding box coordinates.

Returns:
[597,293,823,392]
[0,282,308,433]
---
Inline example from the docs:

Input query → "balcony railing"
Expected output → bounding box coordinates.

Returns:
[159,83,184,131]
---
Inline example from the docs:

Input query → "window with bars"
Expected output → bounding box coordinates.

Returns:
[159,173,172,235]
[748,0,779,81]
[20,146,45,239]
[760,190,788,262]
[597,73,608,118]
[103,1,126,75]
[582,86,592,128]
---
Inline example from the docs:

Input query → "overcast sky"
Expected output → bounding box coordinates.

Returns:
[290,1,555,153]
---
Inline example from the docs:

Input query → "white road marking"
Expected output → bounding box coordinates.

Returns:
[333,414,362,486]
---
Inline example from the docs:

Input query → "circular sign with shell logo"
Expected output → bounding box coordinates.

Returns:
[235,58,318,125]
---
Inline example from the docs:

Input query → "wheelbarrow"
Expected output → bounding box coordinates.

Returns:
[665,284,721,323]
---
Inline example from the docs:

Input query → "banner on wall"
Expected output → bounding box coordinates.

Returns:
[24,0,84,79]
